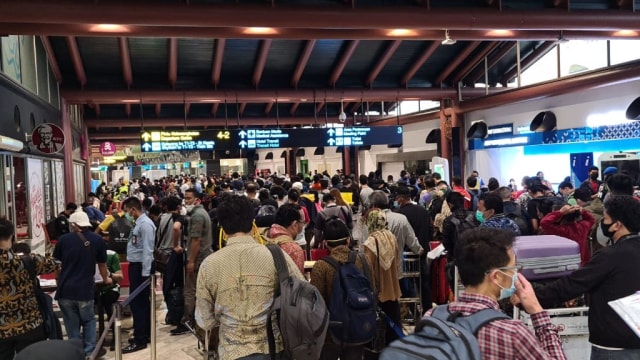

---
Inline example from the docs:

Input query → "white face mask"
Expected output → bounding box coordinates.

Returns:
[184,204,195,213]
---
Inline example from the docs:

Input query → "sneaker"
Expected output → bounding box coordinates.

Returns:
[170,324,190,336]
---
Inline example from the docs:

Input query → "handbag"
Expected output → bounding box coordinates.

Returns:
[310,241,330,261]
[22,255,63,340]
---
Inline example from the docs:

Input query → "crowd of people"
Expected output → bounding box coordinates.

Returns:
[1,165,639,359]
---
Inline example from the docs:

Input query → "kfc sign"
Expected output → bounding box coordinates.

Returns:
[32,123,65,154]
[99,141,116,156]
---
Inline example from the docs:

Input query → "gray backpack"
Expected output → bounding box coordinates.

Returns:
[380,306,509,360]
[266,244,329,360]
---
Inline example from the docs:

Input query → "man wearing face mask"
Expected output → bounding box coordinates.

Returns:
[179,189,214,335]
[535,195,640,358]
[476,192,521,235]
[580,166,602,199]
[263,204,306,274]
[424,228,565,359]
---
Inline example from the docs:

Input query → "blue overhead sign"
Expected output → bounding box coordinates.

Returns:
[140,126,402,152]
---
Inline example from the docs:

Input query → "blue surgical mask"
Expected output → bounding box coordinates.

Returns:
[497,270,518,300]
[393,201,399,208]
[124,213,134,223]
[475,210,486,223]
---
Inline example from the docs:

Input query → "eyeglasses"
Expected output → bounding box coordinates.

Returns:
[485,264,522,275]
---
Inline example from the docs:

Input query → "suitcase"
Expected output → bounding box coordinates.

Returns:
[514,235,580,280]
[430,255,451,305]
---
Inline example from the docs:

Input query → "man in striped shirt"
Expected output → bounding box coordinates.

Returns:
[425,228,566,360]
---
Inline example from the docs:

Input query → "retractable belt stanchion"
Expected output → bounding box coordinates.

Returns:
[114,303,123,360]
[151,273,157,360]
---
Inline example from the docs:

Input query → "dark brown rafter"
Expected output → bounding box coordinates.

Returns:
[291,40,316,88]
[501,41,557,84]
[366,40,402,86]
[125,103,131,117]
[238,103,247,116]
[40,36,62,83]
[315,102,325,114]
[401,41,440,86]
[265,102,274,114]
[290,102,300,115]
[329,40,359,87]
[468,41,516,84]
[451,42,500,84]
[211,102,220,116]
[168,38,178,89]
[155,103,162,117]
[253,39,272,88]
[184,102,191,116]
[554,0,570,9]
[65,36,86,88]
[119,37,132,89]
[435,41,481,85]
[212,39,225,88]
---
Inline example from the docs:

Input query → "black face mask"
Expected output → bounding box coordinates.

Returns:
[590,173,598,180]
[601,219,616,238]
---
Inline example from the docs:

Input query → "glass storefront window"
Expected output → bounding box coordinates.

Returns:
[610,40,640,65]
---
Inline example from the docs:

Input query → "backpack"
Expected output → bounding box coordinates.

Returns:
[22,256,63,340]
[266,244,329,360]
[380,306,509,360]
[446,214,477,258]
[505,202,531,236]
[321,251,376,345]
[108,213,133,254]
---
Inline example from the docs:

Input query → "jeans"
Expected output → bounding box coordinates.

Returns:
[591,346,640,360]
[58,298,97,355]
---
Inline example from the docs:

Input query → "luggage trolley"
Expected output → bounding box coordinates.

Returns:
[399,252,422,325]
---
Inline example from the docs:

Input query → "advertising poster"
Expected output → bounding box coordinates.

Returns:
[27,158,46,255]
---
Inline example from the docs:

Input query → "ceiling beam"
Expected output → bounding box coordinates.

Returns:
[168,38,178,89]
[211,102,220,116]
[459,59,640,113]
[184,102,191,117]
[211,39,226,88]
[63,87,503,104]
[435,41,482,85]
[125,103,131,117]
[315,102,325,114]
[291,40,316,88]
[39,36,62,83]
[238,103,247,116]
[290,102,300,115]
[264,102,274,115]
[3,3,639,31]
[87,117,357,130]
[366,40,402,86]
[329,40,359,87]
[401,41,440,86]
[501,41,557,84]
[468,41,516,84]
[155,103,162,117]
[451,42,500,83]
[65,36,86,88]
[119,37,132,89]
[4,23,632,40]
[253,39,272,88]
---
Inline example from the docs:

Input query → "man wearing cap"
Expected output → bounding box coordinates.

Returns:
[54,210,111,357]
[600,166,618,201]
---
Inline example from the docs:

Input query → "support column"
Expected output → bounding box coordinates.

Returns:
[83,125,91,194]
[438,108,452,179]
[61,99,75,204]
[342,146,351,177]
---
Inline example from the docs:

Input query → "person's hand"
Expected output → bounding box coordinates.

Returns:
[103,276,113,286]
[173,245,184,254]
[511,273,543,315]
[186,261,195,274]
[559,205,573,215]
[564,299,578,307]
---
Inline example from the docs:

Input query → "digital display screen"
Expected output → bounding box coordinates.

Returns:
[140,126,403,152]
[601,158,640,186]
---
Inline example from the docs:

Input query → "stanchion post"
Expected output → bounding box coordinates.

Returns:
[115,303,123,360]
[151,274,157,360]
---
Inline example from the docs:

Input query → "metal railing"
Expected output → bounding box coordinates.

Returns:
[89,274,157,360]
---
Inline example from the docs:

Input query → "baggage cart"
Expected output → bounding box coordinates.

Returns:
[399,252,422,324]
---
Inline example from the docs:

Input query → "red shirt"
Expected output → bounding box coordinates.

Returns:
[539,210,595,266]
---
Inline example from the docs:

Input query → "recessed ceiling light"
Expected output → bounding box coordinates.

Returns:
[387,29,418,37]
[300,99,308,102]
[89,24,130,33]
[121,100,140,103]
[243,27,278,35]
[486,29,514,37]
[613,30,638,37]
[199,99,221,103]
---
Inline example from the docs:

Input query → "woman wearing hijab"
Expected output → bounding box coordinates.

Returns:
[363,210,402,345]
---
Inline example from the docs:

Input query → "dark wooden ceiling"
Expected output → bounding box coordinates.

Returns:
[0,0,638,143]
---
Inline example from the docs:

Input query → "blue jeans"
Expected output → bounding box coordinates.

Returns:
[58,298,97,355]
[591,346,640,360]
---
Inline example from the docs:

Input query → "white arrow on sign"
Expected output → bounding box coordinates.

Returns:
[239,140,247,148]
[239,130,247,138]
[327,128,335,136]
[142,143,152,151]
[327,138,336,146]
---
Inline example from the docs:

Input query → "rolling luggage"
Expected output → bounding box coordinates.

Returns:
[514,235,580,280]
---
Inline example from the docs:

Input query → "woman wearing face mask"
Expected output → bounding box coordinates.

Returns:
[423,228,566,359]
[536,195,640,358]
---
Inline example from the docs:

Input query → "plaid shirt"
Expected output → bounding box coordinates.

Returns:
[426,293,566,360]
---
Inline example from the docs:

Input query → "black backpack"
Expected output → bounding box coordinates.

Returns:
[321,251,376,345]
[22,256,63,340]
[505,202,531,236]
[108,213,133,254]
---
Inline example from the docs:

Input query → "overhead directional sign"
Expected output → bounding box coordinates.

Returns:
[140,126,402,152]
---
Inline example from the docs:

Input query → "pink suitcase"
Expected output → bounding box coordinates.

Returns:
[513,235,580,280]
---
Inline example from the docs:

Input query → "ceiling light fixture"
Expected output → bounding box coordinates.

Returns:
[199,99,221,103]
[89,24,130,33]
[338,99,347,123]
[486,29,514,37]
[243,27,278,35]
[387,29,418,37]
[441,30,456,45]
[613,30,638,37]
